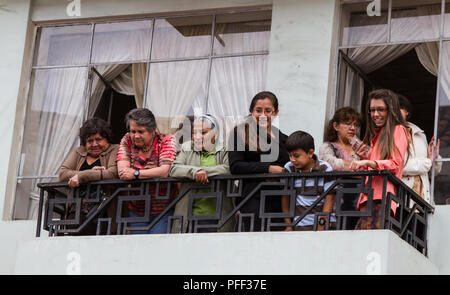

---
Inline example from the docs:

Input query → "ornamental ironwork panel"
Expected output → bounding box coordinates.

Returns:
[36,171,434,256]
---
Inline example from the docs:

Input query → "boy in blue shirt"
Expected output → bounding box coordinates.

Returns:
[281,131,336,231]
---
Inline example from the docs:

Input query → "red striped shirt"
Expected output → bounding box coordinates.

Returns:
[117,132,177,215]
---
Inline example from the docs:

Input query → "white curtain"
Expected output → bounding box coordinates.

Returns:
[340,3,442,111]
[342,64,365,112]
[36,25,91,66]
[88,63,145,117]
[151,18,212,59]
[439,42,450,107]
[390,4,441,43]
[415,42,439,76]
[341,11,388,47]
[146,60,209,134]
[207,55,268,138]
[91,20,153,63]
[26,68,88,219]
[340,43,415,111]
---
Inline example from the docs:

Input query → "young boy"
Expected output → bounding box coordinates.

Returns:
[281,131,336,231]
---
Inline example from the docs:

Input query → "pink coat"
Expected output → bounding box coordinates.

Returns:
[358,124,409,212]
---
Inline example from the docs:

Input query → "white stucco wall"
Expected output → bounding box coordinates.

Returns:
[428,205,450,274]
[267,0,337,143]
[31,0,272,21]
[13,230,437,275]
[0,220,35,274]
[0,0,32,220]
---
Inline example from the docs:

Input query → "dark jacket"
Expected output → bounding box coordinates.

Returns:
[228,124,289,200]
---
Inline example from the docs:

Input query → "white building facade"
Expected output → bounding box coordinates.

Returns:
[1,0,450,275]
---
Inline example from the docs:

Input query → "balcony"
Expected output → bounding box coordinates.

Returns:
[36,170,433,255]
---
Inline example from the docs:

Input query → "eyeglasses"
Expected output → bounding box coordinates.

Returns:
[369,107,388,114]
[253,108,276,115]
[341,121,360,128]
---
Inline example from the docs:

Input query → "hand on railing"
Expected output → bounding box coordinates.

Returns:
[68,174,80,188]
[194,170,209,184]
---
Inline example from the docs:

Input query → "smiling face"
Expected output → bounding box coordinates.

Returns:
[369,98,388,128]
[129,120,154,149]
[192,120,216,152]
[85,132,109,158]
[251,98,279,128]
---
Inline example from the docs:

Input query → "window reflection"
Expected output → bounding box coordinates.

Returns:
[341,0,389,46]
[91,20,153,63]
[151,16,212,59]
[214,11,271,55]
[35,25,91,66]
[434,161,450,204]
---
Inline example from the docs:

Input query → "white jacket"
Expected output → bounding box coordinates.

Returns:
[402,122,437,203]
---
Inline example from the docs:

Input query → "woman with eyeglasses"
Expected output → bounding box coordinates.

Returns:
[228,91,290,232]
[319,107,362,171]
[319,107,362,229]
[349,89,410,230]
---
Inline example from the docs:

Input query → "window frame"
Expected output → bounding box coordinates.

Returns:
[335,0,449,206]
[12,7,272,219]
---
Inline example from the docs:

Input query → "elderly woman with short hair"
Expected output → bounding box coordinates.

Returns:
[58,117,119,235]
[59,117,118,186]
[117,108,177,234]
[169,114,235,233]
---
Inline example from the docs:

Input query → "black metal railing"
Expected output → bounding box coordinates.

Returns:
[36,170,434,255]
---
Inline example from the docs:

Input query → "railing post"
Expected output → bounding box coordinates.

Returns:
[35,187,44,237]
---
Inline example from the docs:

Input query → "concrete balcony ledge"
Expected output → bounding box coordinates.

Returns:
[12,229,438,275]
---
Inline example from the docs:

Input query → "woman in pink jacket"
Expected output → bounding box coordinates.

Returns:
[350,89,410,230]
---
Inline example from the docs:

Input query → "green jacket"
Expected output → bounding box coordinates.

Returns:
[169,141,235,233]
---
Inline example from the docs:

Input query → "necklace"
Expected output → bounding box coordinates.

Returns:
[141,145,151,153]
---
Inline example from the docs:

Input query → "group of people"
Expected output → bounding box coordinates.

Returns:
[58,88,440,235]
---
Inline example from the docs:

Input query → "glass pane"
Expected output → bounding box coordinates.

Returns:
[214,10,271,55]
[35,25,91,66]
[145,60,208,134]
[207,55,267,118]
[341,0,389,46]
[151,16,212,59]
[390,1,441,42]
[433,161,450,204]
[445,1,450,37]
[14,177,56,220]
[21,68,87,180]
[91,20,153,63]
[437,42,450,158]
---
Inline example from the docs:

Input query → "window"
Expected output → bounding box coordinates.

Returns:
[15,9,272,220]
[336,0,450,205]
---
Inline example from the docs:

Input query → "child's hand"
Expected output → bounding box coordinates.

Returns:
[284,226,293,231]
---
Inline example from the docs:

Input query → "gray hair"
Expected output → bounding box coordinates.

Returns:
[194,114,219,136]
[125,108,157,132]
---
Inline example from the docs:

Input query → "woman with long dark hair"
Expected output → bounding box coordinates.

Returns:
[350,89,410,229]
[228,91,290,232]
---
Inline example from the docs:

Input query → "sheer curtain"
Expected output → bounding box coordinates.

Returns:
[340,4,441,111]
[88,63,145,117]
[145,19,212,134]
[146,60,209,134]
[207,55,268,138]
[26,68,88,219]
